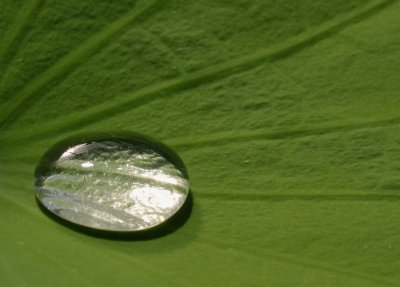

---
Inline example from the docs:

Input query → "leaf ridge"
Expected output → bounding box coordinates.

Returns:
[167,116,400,150]
[0,0,42,76]
[0,173,398,286]
[0,0,162,134]
[2,184,395,287]
[0,193,145,287]
[196,238,400,287]
[2,114,399,160]
[0,190,188,287]
[3,0,394,144]
[197,192,400,202]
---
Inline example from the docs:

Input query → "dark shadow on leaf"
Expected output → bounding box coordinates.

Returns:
[36,191,193,241]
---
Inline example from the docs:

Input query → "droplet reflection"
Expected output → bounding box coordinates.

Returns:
[34,135,190,232]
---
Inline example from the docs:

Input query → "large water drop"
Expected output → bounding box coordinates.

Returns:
[34,134,190,232]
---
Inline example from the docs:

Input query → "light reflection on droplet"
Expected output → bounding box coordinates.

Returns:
[34,136,189,232]
[81,162,94,168]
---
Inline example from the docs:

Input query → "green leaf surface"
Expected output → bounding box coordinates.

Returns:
[1,0,400,286]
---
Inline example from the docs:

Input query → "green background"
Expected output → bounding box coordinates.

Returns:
[1,0,400,286]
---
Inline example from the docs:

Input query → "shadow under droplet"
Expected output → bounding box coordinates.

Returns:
[36,191,193,241]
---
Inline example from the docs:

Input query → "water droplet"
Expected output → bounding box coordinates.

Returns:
[34,134,190,232]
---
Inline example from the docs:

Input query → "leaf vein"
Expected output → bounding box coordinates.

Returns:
[0,0,162,134]
[4,0,395,143]
[196,238,400,287]
[0,0,41,76]
[167,116,400,150]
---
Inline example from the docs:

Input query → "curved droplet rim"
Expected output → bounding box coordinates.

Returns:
[36,191,193,240]
[34,131,191,237]
[34,131,189,180]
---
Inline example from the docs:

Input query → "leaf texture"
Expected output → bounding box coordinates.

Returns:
[1,0,400,286]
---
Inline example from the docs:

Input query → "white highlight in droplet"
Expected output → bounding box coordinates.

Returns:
[34,138,189,232]
[81,162,94,168]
